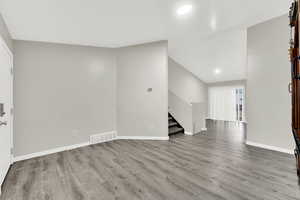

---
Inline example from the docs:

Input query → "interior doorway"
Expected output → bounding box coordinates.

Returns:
[208,85,245,122]
[0,36,13,193]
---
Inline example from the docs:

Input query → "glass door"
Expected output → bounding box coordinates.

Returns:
[235,88,245,121]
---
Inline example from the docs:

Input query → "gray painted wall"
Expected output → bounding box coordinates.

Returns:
[168,58,207,104]
[14,40,169,156]
[208,80,246,87]
[247,14,294,151]
[0,14,13,52]
[168,91,193,133]
[13,40,117,156]
[117,41,168,138]
[168,57,207,133]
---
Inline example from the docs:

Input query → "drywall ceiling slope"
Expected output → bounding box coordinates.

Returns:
[0,0,290,82]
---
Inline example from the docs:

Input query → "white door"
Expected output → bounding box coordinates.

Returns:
[208,86,237,121]
[0,38,13,190]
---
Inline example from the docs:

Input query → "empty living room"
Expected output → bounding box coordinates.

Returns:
[0,0,300,199]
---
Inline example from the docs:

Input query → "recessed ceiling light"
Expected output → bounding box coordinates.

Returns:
[214,68,221,74]
[176,4,193,16]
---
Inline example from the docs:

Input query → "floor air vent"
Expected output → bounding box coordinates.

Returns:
[90,131,117,144]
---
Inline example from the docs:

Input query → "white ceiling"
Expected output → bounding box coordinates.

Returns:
[0,0,290,83]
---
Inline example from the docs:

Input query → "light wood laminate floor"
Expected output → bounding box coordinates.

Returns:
[1,120,300,200]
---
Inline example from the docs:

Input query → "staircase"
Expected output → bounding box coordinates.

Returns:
[168,113,184,136]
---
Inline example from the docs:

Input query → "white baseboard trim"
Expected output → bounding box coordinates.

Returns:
[184,131,193,136]
[13,142,90,162]
[117,136,169,140]
[13,133,170,162]
[246,141,294,155]
[185,128,207,136]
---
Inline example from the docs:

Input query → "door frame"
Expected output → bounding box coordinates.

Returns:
[0,35,14,164]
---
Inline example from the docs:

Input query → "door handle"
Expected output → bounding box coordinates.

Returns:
[0,112,6,117]
[289,83,293,94]
[0,121,7,126]
[0,103,5,117]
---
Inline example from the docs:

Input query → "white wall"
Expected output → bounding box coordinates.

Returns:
[168,57,208,133]
[168,57,207,104]
[192,102,207,134]
[0,14,12,52]
[168,91,193,133]
[13,40,169,157]
[208,80,246,87]
[13,41,117,156]
[247,14,294,151]
[116,41,168,138]
[169,28,247,83]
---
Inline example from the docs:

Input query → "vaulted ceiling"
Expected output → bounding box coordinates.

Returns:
[0,0,290,82]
